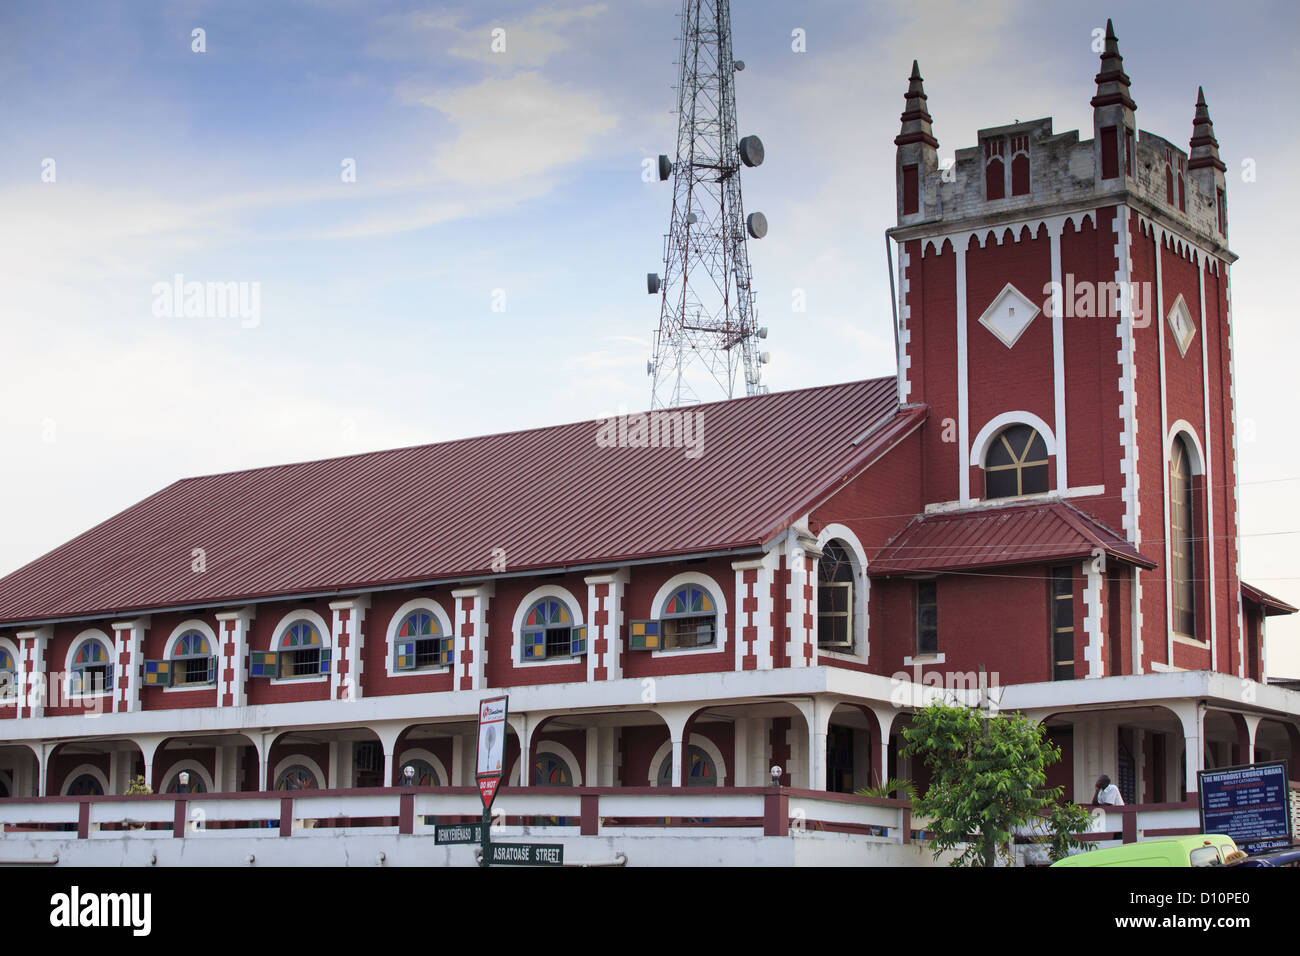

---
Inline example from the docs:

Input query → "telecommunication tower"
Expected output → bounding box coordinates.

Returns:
[646,0,769,409]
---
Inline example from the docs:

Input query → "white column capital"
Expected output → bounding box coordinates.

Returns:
[328,595,370,612]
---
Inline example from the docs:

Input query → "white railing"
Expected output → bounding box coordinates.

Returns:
[0,786,913,842]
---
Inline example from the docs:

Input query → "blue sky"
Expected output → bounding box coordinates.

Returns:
[2,0,1299,671]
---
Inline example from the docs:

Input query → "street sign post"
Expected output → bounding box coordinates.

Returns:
[474,695,508,867]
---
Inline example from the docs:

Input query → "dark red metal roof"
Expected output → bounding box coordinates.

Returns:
[0,378,919,626]
[869,500,1156,576]
[1241,582,1298,616]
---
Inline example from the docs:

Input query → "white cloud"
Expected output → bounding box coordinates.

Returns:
[403,71,617,185]
[368,3,609,69]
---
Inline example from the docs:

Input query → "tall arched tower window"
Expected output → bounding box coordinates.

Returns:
[984,424,1049,499]
[1170,435,1197,637]
[816,540,854,649]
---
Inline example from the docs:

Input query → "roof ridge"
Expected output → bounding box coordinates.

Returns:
[875,510,925,554]
[1056,499,1131,544]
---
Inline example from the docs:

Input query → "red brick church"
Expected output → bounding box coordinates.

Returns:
[0,21,1295,825]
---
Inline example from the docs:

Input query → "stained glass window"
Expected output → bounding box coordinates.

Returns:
[399,759,440,787]
[394,610,452,670]
[656,746,718,787]
[165,772,208,794]
[533,753,572,787]
[520,598,585,661]
[280,622,321,648]
[66,773,104,796]
[169,630,215,686]
[659,586,717,650]
[0,648,14,702]
[275,765,319,791]
[275,621,329,678]
[71,639,112,694]
[74,641,107,664]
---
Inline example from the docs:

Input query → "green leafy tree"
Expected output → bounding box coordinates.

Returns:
[1030,800,1096,863]
[902,701,1087,867]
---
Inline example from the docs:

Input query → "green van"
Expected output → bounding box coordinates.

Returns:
[1051,834,1239,867]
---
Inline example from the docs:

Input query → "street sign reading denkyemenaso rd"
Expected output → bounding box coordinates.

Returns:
[434,822,484,845]
[487,843,564,866]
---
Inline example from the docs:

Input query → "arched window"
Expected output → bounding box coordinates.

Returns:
[174,630,215,686]
[251,619,331,680]
[656,746,718,787]
[400,759,441,787]
[984,139,1006,200]
[274,765,319,791]
[66,773,104,796]
[533,753,573,787]
[0,646,15,702]
[1170,435,1197,637]
[817,540,854,648]
[71,638,113,694]
[520,598,585,661]
[1010,134,1030,196]
[164,772,208,794]
[144,628,216,688]
[659,585,717,650]
[984,424,1049,499]
[394,610,452,671]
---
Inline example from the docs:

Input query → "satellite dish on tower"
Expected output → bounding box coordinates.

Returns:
[733,59,745,71]
[738,135,765,168]
[647,273,661,294]
[746,212,768,239]
[657,154,673,181]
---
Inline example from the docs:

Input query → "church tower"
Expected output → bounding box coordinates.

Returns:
[887,20,1244,677]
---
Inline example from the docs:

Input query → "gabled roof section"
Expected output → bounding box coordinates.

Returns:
[869,500,1156,577]
[1241,582,1298,617]
[0,378,914,626]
